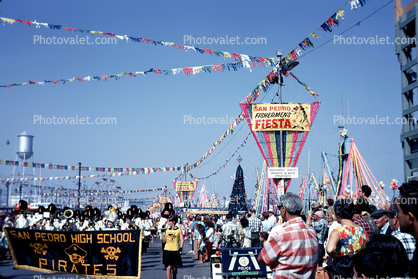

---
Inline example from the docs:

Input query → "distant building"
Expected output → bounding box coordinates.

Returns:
[395,0,418,181]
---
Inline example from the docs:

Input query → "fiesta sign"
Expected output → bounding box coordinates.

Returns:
[175,181,197,192]
[251,103,311,132]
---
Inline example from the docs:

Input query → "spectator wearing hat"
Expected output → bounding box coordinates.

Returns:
[307,210,328,267]
[267,209,277,226]
[370,209,392,235]
[386,198,416,261]
[248,209,263,247]
[310,201,322,213]
[258,192,318,279]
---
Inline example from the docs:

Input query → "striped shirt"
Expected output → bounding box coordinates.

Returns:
[392,227,417,261]
[260,217,318,279]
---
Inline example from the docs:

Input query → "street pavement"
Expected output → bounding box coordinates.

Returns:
[0,238,211,279]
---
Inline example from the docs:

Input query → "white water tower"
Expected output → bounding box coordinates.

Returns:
[9,132,37,207]
[17,133,34,160]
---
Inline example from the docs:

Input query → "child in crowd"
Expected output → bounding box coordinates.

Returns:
[259,232,269,247]
[196,224,206,263]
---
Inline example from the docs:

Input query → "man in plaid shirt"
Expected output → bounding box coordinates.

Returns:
[387,199,416,261]
[258,192,318,279]
[248,209,263,247]
[306,210,327,267]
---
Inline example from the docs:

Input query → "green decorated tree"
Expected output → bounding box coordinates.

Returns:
[228,156,248,216]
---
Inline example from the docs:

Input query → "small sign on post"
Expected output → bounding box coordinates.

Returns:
[277,179,285,196]
[267,167,298,179]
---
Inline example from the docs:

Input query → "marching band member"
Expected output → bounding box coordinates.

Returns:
[14,200,29,229]
[159,202,175,269]
[41,212,55,231]
[93,208,105,231]
[104,206,119,231]
[29,206,45,229]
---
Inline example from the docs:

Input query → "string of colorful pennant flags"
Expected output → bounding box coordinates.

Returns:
[0,170,138,183]
[0,0,367,89]
[0,159,182,173]
[189,132,251,180]
[15,183,163,195]
[0,16,269,61]
[0,65,316,183]
[0,57,277,88]
[0,0,371,185]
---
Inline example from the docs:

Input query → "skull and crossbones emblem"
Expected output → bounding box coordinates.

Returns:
[101,246,121,260]
[30,243,48,255]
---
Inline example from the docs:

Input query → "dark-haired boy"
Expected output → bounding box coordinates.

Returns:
[397,180,418,277]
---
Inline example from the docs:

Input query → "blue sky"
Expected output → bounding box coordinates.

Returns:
[0,0,402,207]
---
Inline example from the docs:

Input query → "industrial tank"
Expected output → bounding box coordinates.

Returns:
[17,133,34,160]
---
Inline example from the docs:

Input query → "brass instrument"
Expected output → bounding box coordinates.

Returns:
[64,209,74,219]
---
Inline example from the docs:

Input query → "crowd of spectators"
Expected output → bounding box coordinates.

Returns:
[4,180,418,279]
[255,182,418,279]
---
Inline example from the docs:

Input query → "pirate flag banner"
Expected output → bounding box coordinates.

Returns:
[4,228,142,278]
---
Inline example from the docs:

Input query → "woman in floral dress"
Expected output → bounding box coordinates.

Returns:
[326,198,369,258]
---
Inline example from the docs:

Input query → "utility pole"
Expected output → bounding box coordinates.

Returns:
[78,162,81,209]
[276,50,285,198]
[276,50,284,169]
[6,181,10,207]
